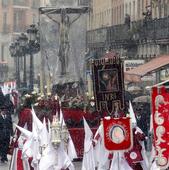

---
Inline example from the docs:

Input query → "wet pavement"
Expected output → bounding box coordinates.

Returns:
[1,158,82,170]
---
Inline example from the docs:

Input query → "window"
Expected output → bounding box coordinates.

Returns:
[129,2,131,16]
[13,10,26,32]
[138,0,140,19]
[3,12,9,33]
[33,14,37,24]
[1,45,4,61]
[3,12,7,25]
[120,5,121,24]
[164,1,167,16]
[142,0,144,16]
[125,3,128,14]
[32,0,40,8]
[122,4,124,23]
[133,1,135,20]
[13,0,28,6]
[2,0,9,7]
[168,0,169,15]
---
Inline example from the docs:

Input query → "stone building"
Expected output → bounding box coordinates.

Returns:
[0,0,40,82]
[87,0,169,61]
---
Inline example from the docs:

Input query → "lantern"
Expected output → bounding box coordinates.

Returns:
[61,124,69,142]
[51,115,61,148]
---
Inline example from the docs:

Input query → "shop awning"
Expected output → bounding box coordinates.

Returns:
[124,55,169,82]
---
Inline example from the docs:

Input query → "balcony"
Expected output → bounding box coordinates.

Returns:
[13,25,27,33]
[87,16,169,49]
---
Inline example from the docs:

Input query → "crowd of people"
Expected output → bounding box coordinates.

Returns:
[0,84,160,169]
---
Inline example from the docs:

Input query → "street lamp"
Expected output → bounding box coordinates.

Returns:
[27,24,39,91]
[19,33,28,87]
[9,43,16,56]
[14,39,21,88]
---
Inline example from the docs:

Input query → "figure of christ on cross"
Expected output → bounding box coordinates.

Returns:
[46,9,82,75]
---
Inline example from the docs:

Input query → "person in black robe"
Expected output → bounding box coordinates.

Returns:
[0,106,13,162]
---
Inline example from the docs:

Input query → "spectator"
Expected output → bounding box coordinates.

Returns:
[0,87,5,107]
[0,106,13,163]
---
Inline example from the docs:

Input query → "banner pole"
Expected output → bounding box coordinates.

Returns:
[118,151,120,170]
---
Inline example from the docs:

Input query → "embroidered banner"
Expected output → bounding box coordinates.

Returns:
[91,52,125,115]
[152,86,169,169]
[103,117,132,151]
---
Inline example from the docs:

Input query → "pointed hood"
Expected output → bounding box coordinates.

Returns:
[60,108,66,127]
[31,113,42,167]
[39,118,49,147]
[14,124,32,139]
[60,108,77,160]
[31,106,43,132]
[4,84,9,95]
[47,119,51,141]
[83,117,93,153]
[1,86,6,95]
[14,124,33,158]
[128,101,137,125]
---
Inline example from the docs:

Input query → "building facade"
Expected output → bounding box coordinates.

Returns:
[87,0,169,61]
[0,0,40,82]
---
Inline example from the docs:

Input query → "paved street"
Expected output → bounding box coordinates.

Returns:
[0,158,82,170]
[0,155,11,170]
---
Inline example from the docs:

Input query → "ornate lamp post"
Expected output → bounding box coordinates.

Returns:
[27,24,39,91]
[15,39,21,88]
[10,39,21,88]
[19,33,28,87]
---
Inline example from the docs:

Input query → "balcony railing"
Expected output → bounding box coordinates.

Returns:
[87,16,169,48]
[13,25,27,33]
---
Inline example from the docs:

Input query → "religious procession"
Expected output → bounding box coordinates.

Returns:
[0,51,166,170]
[1,0,169,170]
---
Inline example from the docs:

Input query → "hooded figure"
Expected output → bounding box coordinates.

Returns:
[11,124,34,170]
[124,101,149,170]
[93,121,110,170]
[82,117,95,170]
